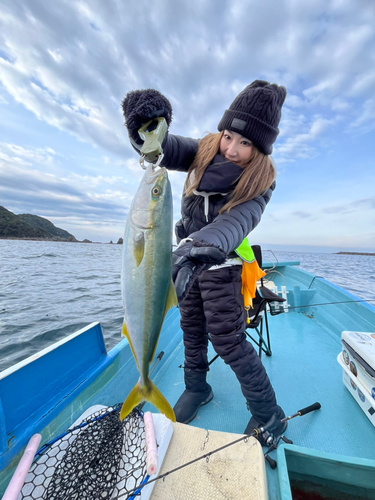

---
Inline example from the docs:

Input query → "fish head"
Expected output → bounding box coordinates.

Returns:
[131,165,171,229]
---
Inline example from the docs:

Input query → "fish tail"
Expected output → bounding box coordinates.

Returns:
[146,378,176,422]
[120,380,143,420]
[120,378,176,422]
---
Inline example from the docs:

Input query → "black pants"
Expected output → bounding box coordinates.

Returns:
[179,265,281,423]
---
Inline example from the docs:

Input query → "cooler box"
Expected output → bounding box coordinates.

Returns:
[337,330,375,427]
[337,353,375,427]
[341,331,375,399]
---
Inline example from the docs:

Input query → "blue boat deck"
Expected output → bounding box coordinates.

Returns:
[151,306,375,456]
[144,304,375,498]
[1,262,375,498]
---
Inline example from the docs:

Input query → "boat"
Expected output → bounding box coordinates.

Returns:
[1,256,375,499]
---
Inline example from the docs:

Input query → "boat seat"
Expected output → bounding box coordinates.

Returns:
[245,245,286,358]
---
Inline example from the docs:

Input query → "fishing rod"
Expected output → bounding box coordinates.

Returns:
[275,298,375,312]
[210,298,373,367]
[122,402,321,499]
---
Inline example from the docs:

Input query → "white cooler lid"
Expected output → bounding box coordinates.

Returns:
[341,331,375,371]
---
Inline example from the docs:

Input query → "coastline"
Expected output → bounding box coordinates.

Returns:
[1,238,373,252]
[336,251,375,256]
[0,236,87,243]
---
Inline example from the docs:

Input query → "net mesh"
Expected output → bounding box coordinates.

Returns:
[19,405,147,500]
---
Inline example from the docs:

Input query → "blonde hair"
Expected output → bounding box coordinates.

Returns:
[184,131,276,213]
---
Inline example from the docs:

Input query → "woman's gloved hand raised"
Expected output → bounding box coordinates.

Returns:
[172,241,226,300]
[121,89,173,148]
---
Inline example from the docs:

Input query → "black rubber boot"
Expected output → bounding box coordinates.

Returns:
[173,369,213,424]
[244,409,287,446]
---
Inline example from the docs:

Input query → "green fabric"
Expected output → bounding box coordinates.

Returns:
[235,238,255,263]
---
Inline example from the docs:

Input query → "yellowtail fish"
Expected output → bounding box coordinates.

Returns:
[120,164,177,421]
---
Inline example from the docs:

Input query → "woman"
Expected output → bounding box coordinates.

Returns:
[122,80,287,442]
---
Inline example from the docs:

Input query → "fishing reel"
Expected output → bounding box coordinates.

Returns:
[250,402,322,469]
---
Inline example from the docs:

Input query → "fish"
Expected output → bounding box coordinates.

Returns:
[120,163,178,421]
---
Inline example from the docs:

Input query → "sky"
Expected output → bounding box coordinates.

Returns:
[0,0,374,252]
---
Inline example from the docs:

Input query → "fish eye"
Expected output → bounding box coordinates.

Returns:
[152,185,162,197]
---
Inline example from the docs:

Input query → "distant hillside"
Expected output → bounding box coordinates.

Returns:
[18,213,74,240]
[0,206,77,241]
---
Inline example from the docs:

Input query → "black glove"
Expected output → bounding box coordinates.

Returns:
[172,241,226,300]
[121,89,173,146]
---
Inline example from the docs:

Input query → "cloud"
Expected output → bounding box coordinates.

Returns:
[349,99,375,134]
[0,140,188,241]
[286,94,308,109]
[290,211,312,219]
[0,142,58,165]
[0,59,128,155]
[330,196,375,212]
[275,111,341,162]
[1,0,375,161]
[351,70,375,97]
[252,194,375,249]
[0,155,130,225]
[1,0,375,246]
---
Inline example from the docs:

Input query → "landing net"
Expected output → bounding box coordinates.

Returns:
[19,405,147,500]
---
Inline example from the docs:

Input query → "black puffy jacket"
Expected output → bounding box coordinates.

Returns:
[160,133,275,255]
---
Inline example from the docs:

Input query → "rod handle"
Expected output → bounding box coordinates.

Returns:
[3,434,42,500]
[281,436,293,444]
[265,455,277,469]
[144,412,158,476]
[298,402,321,416]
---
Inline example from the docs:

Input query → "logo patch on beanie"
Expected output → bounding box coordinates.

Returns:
[231,118,246,131]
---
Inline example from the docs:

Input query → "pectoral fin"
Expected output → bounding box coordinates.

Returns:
[133,232,145,266]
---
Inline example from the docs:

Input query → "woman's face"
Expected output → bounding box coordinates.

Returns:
[219,130,253,168]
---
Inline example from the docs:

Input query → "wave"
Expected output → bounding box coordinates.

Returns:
[1,241,374,373]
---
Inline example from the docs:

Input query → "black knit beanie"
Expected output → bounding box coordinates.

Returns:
[217,80,287,155]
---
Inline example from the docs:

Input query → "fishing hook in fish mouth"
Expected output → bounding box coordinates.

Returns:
[139,154,165,171]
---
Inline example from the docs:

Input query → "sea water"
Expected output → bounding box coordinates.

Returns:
[0,240,374,373]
